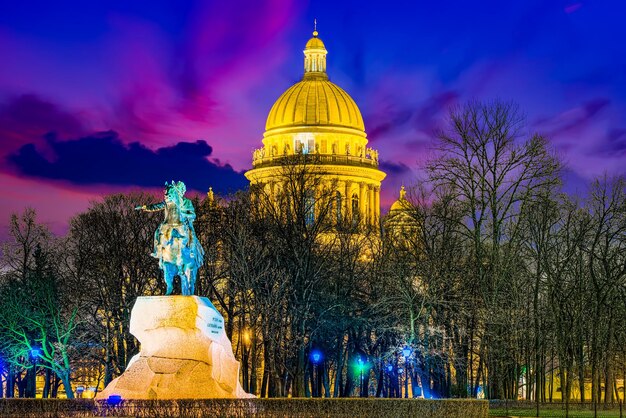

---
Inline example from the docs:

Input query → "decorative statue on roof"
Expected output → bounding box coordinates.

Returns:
[136,180,204,295]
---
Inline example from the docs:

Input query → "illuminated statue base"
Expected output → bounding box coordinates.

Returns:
[96,296,253,400]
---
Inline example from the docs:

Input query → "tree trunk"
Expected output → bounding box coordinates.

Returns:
[43,368,51,398]
[304,362,311,398]
[6,365,14,398]
[317,361,324,397]
[577,352,584,403]
[261,336,271,397]
[16,371,26,398]
[60,371,74,399]
[27,367,37,398]
[250,333,257,395]
[334,333,344,397]
[605,312,615,404]
[342,352,355,397]
[51,374,59,398]
[375,364,383,397]
[322,361,330,397]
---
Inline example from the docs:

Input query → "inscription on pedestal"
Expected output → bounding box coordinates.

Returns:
[208,316,224,336]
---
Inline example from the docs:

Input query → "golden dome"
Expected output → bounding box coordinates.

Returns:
[247,24,386,229]
[265,79,365,132]
[389,186,410,211]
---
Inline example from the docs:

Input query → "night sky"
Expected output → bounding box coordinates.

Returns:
[1,0,625,237]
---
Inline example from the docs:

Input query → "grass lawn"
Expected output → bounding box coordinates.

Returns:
[490,407,623,417]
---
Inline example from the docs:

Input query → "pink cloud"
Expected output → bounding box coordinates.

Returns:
[565,3,583,14]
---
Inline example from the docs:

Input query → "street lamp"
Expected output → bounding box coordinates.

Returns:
[242,329,251,392]
[357,356,364,397]
[107,394,123,406]
[402,345,412,398]
[30,347,41,358]
[310,349,322,397]
[30,347,41,398]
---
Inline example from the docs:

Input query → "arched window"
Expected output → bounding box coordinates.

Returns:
[336,192,342,223]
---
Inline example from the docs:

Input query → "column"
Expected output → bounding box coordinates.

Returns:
[359,182,366,223]
[344,181,352,220]
[269,181,275,202]
[364,185,370,226]
[374,187,380,224]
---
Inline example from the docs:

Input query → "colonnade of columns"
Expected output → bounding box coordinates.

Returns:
[257,179,380,227]
[341,180,379,226]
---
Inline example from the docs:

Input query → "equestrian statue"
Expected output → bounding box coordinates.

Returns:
[135,180,204,295]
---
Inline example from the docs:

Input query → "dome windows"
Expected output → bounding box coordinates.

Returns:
[294,133,315,154]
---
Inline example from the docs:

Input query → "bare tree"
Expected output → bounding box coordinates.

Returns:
[65,193,161,385]
[426,100,560,399]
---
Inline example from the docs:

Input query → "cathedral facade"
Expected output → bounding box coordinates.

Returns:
[245,29,386,226]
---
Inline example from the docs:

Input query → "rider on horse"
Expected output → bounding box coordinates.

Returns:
[136,181,204,295]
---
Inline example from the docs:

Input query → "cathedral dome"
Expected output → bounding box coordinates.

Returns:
[264,29,365,134]
[246,25,386,229]
[265,79,365,133]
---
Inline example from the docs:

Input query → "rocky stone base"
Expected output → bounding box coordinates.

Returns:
[96,296,253,400]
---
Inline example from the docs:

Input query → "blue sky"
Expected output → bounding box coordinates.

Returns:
[0,0,625,234]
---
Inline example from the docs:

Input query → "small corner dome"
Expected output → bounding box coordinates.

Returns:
[389,186,410,212]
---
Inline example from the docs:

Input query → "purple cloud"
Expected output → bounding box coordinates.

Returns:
[0,94,85,152]
[7,132,247,194]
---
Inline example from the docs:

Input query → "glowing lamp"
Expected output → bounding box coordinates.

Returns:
[402,345,411,358]
[357,356,365,372]
[30,347,41,362]
[387,364,393,372]
[311,350,322,364]
[107,394,123,406]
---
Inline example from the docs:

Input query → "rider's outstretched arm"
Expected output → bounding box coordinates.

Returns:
[137,201,166,212]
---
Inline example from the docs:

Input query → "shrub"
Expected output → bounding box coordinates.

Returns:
[0,398,488,418]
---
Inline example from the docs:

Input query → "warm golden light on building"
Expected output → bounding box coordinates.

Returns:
[385,185,419,236]
[245,27,386,226]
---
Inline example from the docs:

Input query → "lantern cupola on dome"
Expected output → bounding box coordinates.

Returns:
[304,19,328,78]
